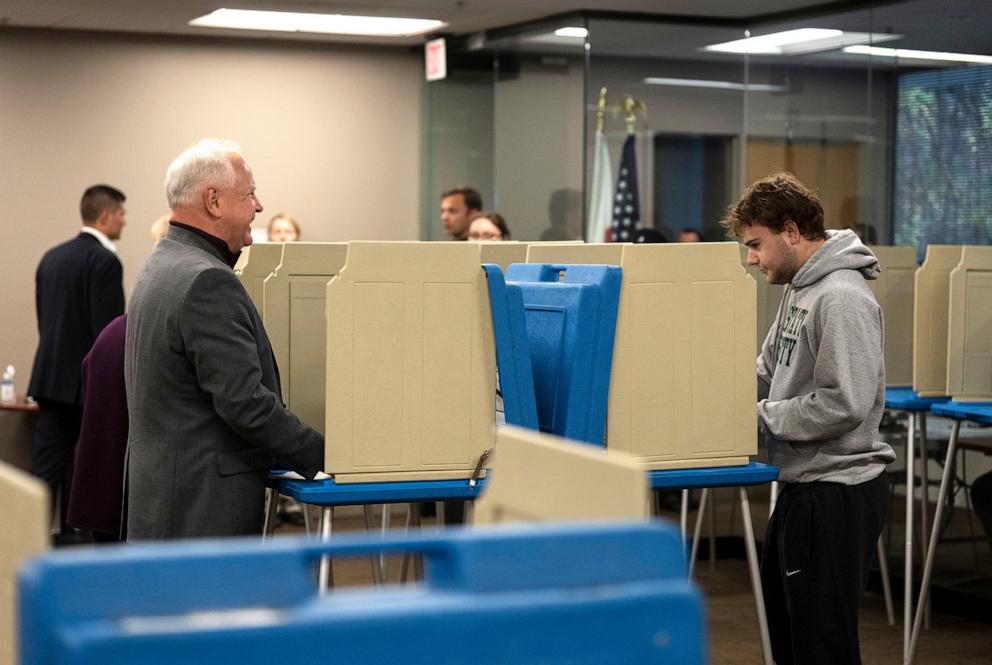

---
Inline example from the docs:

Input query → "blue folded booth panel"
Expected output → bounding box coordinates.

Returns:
[504,263,622,446]
[19,523,704,664]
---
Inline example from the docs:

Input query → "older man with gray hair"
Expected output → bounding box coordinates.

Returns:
[125,139,323,540]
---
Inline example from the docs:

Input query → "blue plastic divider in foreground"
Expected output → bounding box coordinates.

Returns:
[19,522,705,665]
[505,262,622,446]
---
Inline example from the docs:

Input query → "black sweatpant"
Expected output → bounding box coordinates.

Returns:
[760,473,888,665]
[31,399,83,531]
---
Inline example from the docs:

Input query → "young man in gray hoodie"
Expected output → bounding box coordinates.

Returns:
[723,173,895,665]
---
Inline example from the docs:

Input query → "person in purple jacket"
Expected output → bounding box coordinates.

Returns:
[67,314,128,542]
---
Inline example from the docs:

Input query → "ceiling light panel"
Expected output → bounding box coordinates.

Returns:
[703,28,901,56]
[843,45,992,64]
[190,9,444,37]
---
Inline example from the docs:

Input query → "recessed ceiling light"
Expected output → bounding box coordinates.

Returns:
[842,45,992,65]
[554,27,588,39]
[704,28,842,54]
[703,28,900,55]
[189,8,444,37]
[643,77,788,92]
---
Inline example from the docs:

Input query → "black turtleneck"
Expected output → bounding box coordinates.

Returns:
[169,221,242,268]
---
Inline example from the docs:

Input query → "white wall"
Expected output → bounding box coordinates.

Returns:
[0,28,421,391]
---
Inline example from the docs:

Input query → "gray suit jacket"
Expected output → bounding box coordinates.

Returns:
[125,225,323,540]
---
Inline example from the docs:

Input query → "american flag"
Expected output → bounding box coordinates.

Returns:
[610,134,640,242]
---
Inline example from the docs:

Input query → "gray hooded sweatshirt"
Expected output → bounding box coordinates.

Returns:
[758,229,896,484]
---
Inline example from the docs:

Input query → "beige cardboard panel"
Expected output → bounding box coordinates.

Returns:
[527,242,757,469]
[473,426,649,524]
[867,246,917,387]
[262,242,348,434]
[234,242,285,311]
[0,462,48,665]
[740,245,787,356]
[913,245,963,396]
[947,246,992,401]
[526,242,625,265]
[629,283,676,457]
[326,242,495,481]
[478,242,529,271]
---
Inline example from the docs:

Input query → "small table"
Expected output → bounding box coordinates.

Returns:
[0,396,39,471]
[265,475,487,588]
[908,401,992,664]
[650,461,778,665]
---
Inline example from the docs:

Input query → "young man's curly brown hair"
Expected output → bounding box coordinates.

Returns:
[721,173,827,241]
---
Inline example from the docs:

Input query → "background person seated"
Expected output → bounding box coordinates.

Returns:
[267,212,301,242]
[468,212,511,241]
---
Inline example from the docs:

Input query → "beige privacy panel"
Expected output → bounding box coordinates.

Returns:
[527,242,757,470]
[262,242,348,434]
[0,461,48,665]
[946,246,992,401]
[234,242,285,310]
[325,242,495,482]
[473,426,649,525]
[868,246,917,387]
[478,242,529,271]
[740,245,787,356]
[913,245,963,396]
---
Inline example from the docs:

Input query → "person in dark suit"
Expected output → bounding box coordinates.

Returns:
[28,184,127,535]
[124,139,323,540]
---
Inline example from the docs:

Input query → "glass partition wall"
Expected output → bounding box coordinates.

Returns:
[421,2,988,250]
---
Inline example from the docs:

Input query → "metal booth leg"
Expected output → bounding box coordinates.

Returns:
[903,411,917,661]
[262,488,278,539]
[317,506,334,594]
[708,487,717,572]
[739,487,773,665]
[680,489,690,569]
[364,505,386,585]
[399,502,424,584]
[877,536,895,626]
[918,412,931,630]
[907,420,961,665]
[688,488,710,579]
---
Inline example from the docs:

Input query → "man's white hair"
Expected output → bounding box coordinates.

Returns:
[164,139,243,209]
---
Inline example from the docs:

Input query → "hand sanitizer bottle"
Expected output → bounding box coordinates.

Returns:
[1,365,15,405]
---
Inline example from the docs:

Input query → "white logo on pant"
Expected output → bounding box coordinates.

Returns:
[786,569,802,577]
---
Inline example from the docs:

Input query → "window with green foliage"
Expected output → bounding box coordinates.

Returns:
[894,66,992,259]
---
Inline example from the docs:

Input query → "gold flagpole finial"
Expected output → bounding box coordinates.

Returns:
[596,86,608,135]
[622,95,647,134]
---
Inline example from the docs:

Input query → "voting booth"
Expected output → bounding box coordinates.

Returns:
[946,245,992,401]
[868,246,917,387]
[262,242,348,433]
[913,245,964,397]
[324,242,496,483]
[527,242,757,470]
[233,242,284,308]
[1,462,48,665]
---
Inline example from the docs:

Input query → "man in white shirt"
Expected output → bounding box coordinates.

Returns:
[29,185,127,540]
